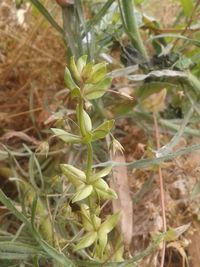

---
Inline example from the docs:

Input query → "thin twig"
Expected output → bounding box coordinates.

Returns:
[153,111,166,267]
[7,107,42,119]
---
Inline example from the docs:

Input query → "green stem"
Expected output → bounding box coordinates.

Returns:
[120,0,148,60]
[86,143,93,180]
[78,99,87,137]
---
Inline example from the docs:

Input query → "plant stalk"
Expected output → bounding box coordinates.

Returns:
[153,112,166,267]
[120,0,148,60]
[86,143,93,180]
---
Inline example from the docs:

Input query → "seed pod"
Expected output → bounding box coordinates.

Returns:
[56,0,74,7]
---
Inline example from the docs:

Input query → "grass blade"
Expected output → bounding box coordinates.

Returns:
[0,190,76,267]
[86,0,115,33]
[29,0,64,35]
[94,143,200,169]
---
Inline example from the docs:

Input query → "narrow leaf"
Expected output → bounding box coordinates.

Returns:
[60,164,86,186]
[64,67,80,92]
[87,63,107,84]
[77,55,88,73]
[92,120,114,141]
[99,212,120,235]
[70,56,81,82]
[84,76,112,100]
[72,185,93,203]
[51,128,82,144]
[93,166,112,179]
[74,232,97,251]
[0,190,75,267]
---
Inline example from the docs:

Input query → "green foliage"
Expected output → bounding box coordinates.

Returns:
[179,0,194,17]
[52,55,121,260]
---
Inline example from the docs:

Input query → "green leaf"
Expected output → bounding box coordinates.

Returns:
[96,188,118,200]
[92,120,114,141]
[93,215,101,229]
[93,166,112,179]
[0,241,42,255]
[180,0,193,17]
[51,128,82,144]
[76,107,92,134]
[80,204,94,231]
[0,190,76,267]
[93,178,117,199]
[97,231,108,258]
[94,178,109,191]
[82,110,92,133]
[64,67,80,93]
[31,196,38,227]
[77,55,88,74]
[99,212,120,235]
[164,229,177,242]
[72,185,93,203]
[74,231,97,251]
[83,76,112,100]
[70,56,81,82]
[60,164,86,186]
[0,252,29,260]
[165,223,190,241]
[150,34,200,47]
[86,63,107,84]
[82,61,94,80]
[81,215,94,232]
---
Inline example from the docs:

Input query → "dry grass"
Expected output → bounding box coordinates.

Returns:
[0,0,65,137]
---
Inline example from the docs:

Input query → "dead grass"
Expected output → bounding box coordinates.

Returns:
[0,0,65,137]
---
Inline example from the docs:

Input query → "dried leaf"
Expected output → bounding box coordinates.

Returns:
[188,232,200,267]
[141,88,167,113]
[167,241,187,261]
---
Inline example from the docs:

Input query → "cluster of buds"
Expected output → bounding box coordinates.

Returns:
[64,55,112,100]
